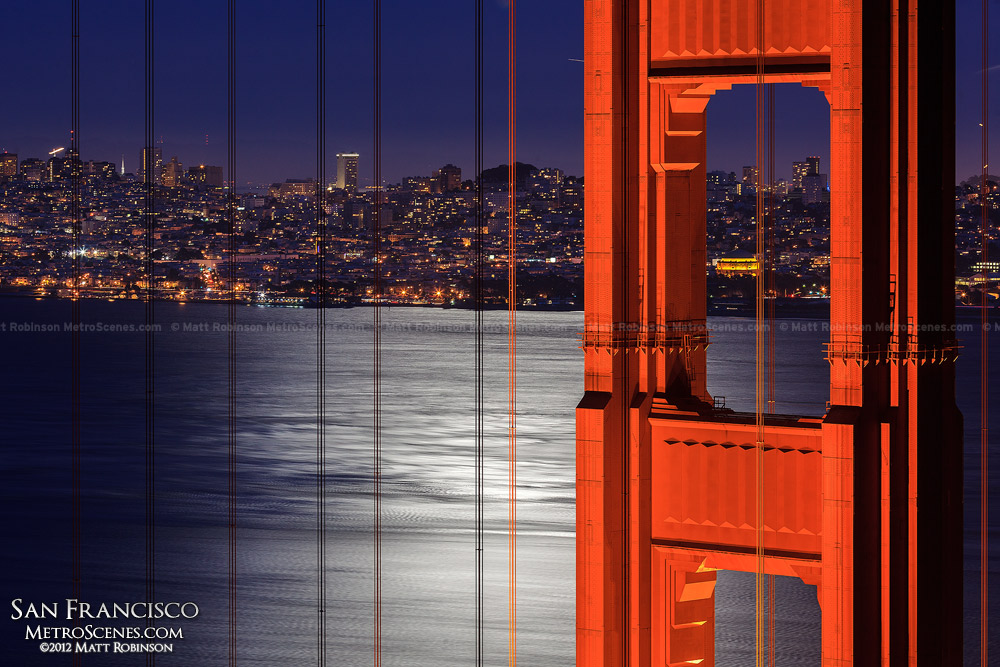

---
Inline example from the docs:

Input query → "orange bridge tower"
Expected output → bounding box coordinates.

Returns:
[577,1,962,665]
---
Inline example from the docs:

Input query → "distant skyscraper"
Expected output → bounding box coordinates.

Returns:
[336,153,359,191]
[739,165,759,195]
[163,156,184,187]
[433,164,462,192]
[140,147,163,185]
[801,173,828,204]
[48,150,75,181]
[792,161,810,191]
[0,153,17,180]
[188,165,224,188]
[790,156,826,203]
[792,156,822,193]
[806,155,821,176]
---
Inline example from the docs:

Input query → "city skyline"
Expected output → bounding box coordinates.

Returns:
[4,141,993,197]
[0,140,993,311]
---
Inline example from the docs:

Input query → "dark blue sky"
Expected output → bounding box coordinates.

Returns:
[0,1,995,186]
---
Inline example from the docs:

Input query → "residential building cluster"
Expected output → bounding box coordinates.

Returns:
[0,149,583,308]
[0,147,994,310]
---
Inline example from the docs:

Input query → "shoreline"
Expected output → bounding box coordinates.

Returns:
[5,290,990,318]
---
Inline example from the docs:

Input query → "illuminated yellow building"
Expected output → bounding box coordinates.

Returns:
[714,256,759,276]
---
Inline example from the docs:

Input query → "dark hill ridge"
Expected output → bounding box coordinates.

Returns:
[479,162,537,187]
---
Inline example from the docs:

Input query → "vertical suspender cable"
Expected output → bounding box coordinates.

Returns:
[754,2,766,665]
[506,0,517,663]
[315,1,327,664]
[373,0,383,664]
[227,1,238,664]
[70,4,82,665]
[143,2,156,665]
[766,85,775,422]
[766,81,776,667]
[475,0,485,663]
[981,0,990,661]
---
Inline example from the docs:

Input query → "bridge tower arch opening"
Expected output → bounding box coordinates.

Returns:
[705,82,832,418]
[578,1,962,666]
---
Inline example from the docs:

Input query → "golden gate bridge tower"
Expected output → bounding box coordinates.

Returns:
[577,0,962,664]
